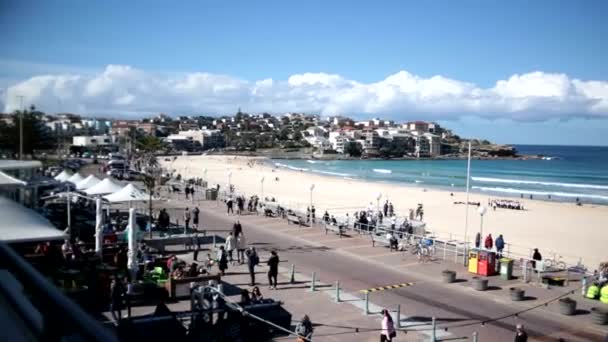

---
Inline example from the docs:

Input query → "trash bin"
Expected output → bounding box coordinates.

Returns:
[500,258,514,280]
[205,189,218,200]
[468,249,479,274]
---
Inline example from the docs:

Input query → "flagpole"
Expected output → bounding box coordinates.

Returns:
[463,141,472,266]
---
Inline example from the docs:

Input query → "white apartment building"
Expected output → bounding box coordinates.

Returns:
[176,129,225,149]
[411,132,441,157]
[328,131,352,153]
[304,136,332,150]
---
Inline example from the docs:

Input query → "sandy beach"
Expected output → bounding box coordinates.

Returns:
[160,155,607,268]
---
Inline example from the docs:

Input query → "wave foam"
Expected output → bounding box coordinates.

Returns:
[472,186,608,201]
[311,169,354,177]
[373,169,392,174]
[471,176,608,190]
[273,162,309,172]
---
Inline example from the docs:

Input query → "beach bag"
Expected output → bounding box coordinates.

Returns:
[389,331,397,338]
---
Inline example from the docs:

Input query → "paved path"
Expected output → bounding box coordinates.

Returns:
[190,200,607,342]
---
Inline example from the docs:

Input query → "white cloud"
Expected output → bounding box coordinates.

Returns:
[3,64,608,121]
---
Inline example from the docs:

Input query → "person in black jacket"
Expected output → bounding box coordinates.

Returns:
[267,250,279,290]
[246,247,259,286]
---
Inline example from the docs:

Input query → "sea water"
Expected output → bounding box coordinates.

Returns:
[271,145,608,204]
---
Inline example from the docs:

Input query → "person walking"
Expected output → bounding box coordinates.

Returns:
[484,233,494,250]
[233,220,242,238]
[190,186,195,203]
[495,234,505,258]
[383,200,389,217]
[531,248,542,270]
[237,233,247,264]
[380,309,396,342]
[193,206,200,229]
[217,246,228,276]
[184,207,191,231]
[267,250,279,290]
[226,198,234,214]
[225,232,237,264]
[295,315,314,342]
[246,247,259,286]
[475,232,481,248]
[311,206,316,224]
[110,277,125,322]
[388,202,394,217]
[514,323,528,342]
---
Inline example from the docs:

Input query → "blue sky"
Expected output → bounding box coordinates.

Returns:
[1,0,607,145]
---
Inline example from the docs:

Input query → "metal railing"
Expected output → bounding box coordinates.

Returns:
[0,242,117,342]
[210,188,591,272]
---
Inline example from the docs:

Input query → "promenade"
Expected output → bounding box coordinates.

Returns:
[125,187,608,341]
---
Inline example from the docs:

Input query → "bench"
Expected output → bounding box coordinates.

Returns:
[324,224,343,238]
[165,273,222,299]
[286,214,306,226]
[371,233,397,251]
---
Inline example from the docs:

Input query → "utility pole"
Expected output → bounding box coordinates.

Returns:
[17,95,24,160]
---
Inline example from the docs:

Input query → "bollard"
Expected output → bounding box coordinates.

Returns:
[396,304,401,329]
[310,272,316,291]
[472,331,479,342]
[430,316,436,342]
[335,281,340,302]
[364,291,369,315]
[290,264,295,284]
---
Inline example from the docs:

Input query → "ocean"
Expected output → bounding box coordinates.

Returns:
[271,145,608,204]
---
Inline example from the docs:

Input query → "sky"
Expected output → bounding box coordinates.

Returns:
[1,0,607,145]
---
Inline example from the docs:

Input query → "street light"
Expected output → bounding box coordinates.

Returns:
[309,184,315,209]
[227,171,233,193]
[203,168,208,185]
[260,176,265,200]
[376,192,382,213]
[478,205,487,240]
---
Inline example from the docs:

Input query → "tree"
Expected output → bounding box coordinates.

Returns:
[0,109,56,157]
[344,141,362,157]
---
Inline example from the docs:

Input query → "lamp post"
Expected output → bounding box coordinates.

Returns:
[309,184,315,209]
[376,192,382,213]
[203,168,208,186]
[478,205,487,239]
[260,176,265,200]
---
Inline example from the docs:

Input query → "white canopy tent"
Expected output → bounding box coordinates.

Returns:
[0,197,66,243]
[104,183,148,203]
[75,175,101,190]
[54,170,73,182]
[66,173,85,184]
[0,170,26,187]
[85,178,123,196]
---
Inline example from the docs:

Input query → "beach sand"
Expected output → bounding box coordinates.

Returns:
[160,155,607,268]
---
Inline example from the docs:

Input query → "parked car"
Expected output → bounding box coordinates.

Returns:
[124,170,144,181]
